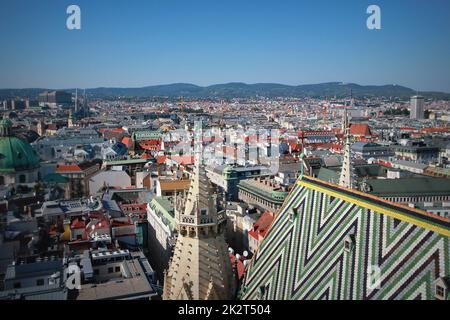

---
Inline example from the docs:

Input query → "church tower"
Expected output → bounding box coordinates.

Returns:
[163,122,235,300]
[37,120,45,137]
[339,109,354,189]
[68,109,75,128]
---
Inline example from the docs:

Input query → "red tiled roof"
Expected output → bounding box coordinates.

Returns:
[122,137,133,148]
[288,141,302,151]
[98,128,124,134]
[56,164,82,173]
[254,212,275,238]
[157,155,167,164]
[71,218,86,229]
[111,218,133,227]
[248,229,258,240]
[229,253,247,280]
[170,155,195,165]
[138,139,161,150]
[421,127,450,133]
[349,123,372,137]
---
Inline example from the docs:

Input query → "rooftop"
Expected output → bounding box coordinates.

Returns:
[367,177,450,197]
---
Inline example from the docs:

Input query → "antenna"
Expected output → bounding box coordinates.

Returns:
[75,88,78,112]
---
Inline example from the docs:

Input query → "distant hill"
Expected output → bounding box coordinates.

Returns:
[1,82,449,100]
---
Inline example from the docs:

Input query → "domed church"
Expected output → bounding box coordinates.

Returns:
[0,117,40,186]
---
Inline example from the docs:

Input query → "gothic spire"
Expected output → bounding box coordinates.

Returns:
[339,109,354,189]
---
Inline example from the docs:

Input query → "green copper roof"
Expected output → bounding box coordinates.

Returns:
[43,173,69,184]
[133,130,162,141]
[367,177,450,197]
[0,118,13,127]
[0,136,40,173]
[238,180,287,204]
[104,158,150,166]
[149,196,176,230]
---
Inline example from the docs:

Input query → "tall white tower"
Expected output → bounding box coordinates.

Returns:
[410,95,424,120]
[339,109,355,189]
[74,88,78,113]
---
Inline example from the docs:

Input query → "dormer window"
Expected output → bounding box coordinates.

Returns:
[258,286,266,299]
[288,207,298,222]
[436,285,445,299]
[344,235,355,253]
[434,278,449,300]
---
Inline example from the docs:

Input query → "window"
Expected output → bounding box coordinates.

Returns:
[289,207,298,222]
[19,174,26,183]
[345,240,352,251]
[108,267,114,273]
[344,235,355,253]
[200,209,208,216]
[258,286,265,299]
[13,282,21,289]
[115,266,121,273]
[435,285,445,299]
[36,279,44,286]
[94,269,99,275]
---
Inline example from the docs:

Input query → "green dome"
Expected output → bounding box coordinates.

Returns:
[0,136,40,173]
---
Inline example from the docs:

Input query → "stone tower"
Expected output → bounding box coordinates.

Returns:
[37,120,45,137]
[163,122,235,300]
[339,109,354,189]
[68,109,75,128]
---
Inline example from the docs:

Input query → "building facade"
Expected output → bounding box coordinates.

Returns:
[410,95,425,120]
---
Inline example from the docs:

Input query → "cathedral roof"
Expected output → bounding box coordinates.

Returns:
[240,176,450,300]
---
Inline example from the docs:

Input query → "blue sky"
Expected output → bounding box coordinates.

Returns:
[0,0,449,92]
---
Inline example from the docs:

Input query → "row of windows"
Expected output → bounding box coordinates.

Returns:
[0,174,27,185]
[383,196,450,203]
[13,278,45,289]
[239,189,281,211]
[92,265,121,276]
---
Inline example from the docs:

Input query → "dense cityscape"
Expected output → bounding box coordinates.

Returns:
[1,0,449,306]
[0,87,449,300]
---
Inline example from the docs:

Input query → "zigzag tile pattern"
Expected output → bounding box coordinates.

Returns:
[240,178,450,300]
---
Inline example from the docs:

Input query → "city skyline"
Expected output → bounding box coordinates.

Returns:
[1,0,450,92]
[0,0,450,305]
